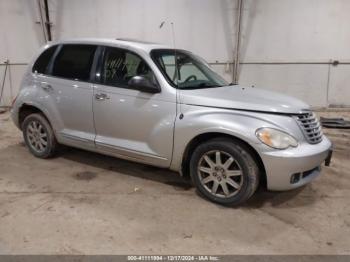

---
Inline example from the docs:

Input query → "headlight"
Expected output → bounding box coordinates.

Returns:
[256,127,298,149]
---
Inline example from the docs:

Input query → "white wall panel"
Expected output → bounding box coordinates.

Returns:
[0,65,26,106]
[328,65,350,107]
[0,0,349,107]
[0,0,44,63]
[239,64,329,107]
[49,0,236,63]
[241,0,350,61]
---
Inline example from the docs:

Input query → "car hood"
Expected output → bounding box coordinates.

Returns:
[179,85,310,114]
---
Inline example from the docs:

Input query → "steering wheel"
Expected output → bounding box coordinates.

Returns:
[184,75,197,82]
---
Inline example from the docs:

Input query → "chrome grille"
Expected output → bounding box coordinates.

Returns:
[295,111,323,144]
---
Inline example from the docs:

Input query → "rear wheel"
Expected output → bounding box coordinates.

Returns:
[22,113,58,158]
[190,138,259,206]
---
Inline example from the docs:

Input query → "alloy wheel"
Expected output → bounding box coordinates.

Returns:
[197,150,243,198]
[26,120,48,153]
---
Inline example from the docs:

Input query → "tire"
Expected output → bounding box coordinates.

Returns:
[190,137,259,206]
[22,113,58,158]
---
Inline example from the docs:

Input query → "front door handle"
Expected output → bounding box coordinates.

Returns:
[95,93,110,100]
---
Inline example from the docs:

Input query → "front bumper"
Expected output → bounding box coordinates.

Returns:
[260,136,332,191]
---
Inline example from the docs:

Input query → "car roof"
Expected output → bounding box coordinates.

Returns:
[49,38,172,53]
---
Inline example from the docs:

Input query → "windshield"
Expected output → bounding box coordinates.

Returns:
[151,49,229,89]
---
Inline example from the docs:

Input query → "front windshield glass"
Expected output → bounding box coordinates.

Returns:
[151,49,228,89]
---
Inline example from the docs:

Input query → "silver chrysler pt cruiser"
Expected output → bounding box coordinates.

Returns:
[11,38,332,205]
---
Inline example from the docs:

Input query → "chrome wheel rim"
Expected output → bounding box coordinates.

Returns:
[26,120,48,153]
[197,150,243,198]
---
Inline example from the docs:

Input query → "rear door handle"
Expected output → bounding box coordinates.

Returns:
[41,82,53,91]
[95,93,110,100]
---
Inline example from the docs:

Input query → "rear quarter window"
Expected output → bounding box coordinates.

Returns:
[32,45,57,74]
[52,44,97,81]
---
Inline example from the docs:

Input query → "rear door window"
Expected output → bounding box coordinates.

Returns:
[32,45,57,74]
[52,44,97,81]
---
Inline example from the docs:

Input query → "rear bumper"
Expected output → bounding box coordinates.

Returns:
[260,136,332,191]
[10,106,20,129]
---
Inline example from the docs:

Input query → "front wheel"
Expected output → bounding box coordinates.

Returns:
[190,138,260,206]
[22,113,58,158]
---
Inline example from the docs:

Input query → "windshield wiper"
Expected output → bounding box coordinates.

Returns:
[192,83,222,89]
[178,82,225,90]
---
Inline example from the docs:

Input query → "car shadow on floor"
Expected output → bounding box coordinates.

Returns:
[242,186,315,208]
[59,146,318,207]
[60,146,193,191]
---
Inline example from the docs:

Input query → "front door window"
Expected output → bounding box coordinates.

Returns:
[102,47,155,88]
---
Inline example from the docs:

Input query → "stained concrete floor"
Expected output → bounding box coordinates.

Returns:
[0,110,349,255]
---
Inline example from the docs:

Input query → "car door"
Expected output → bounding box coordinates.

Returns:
[92,46,176,167]
[37,44,97,149]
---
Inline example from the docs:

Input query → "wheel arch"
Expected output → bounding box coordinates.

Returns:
[18,103,51,130]
[180,132,267,187]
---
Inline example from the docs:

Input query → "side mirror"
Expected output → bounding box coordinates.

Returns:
[128,76,161,94]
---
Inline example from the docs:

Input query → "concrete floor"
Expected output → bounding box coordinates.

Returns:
[0,110,349,255]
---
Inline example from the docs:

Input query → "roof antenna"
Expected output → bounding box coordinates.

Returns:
[159,20,181,113]
[159,21,178,85]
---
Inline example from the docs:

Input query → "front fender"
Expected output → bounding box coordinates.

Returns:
[170,104,302,172]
